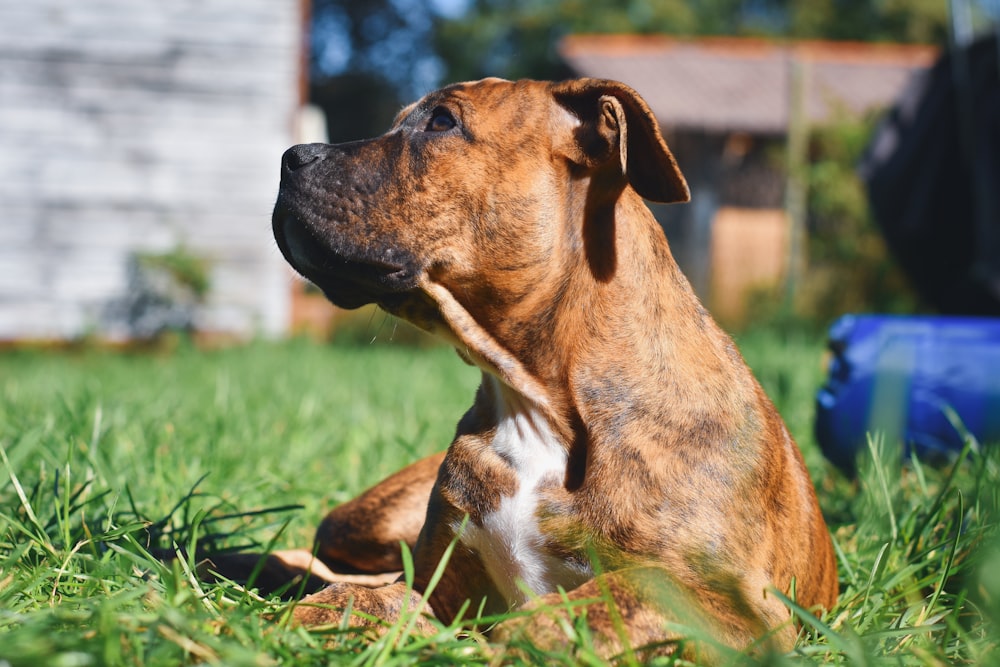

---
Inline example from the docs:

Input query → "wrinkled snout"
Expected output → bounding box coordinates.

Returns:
[271,138,420,311]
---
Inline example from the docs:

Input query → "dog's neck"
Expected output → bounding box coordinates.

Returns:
[430,189,715,400]
[419,187,745,449]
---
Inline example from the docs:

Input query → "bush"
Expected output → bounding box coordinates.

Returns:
[798,111,924,321]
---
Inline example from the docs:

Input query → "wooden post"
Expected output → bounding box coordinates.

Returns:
[784,54,810,308]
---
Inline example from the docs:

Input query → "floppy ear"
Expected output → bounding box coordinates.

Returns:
[551,78,690,204]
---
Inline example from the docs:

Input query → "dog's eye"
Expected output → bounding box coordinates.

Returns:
[425,108,457,133]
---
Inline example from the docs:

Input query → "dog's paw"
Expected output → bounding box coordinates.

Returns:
[290,581,437,635]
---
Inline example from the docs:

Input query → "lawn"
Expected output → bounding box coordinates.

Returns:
[1,329,998,665]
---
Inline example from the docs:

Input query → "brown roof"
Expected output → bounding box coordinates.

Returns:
[560,35,938,134]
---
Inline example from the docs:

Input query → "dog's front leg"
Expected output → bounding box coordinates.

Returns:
[313,452,446,574]
[493,566,784,663]
[291,580,438,635]
[201,454,445,596]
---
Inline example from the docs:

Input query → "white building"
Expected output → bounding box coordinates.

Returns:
[0,1,305,340]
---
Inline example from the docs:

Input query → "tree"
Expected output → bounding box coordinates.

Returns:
[310,0,445,98]
[434,0,703,82]
[783,0,948,43]
[799,113,923,319]
[431,0,952,84]
[309,0,447,142]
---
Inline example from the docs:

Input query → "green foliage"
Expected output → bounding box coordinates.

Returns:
[796,112,924,322]
[746,111,923,330]
[109,245,214,339]
[435,0,703,82]
[431,0,949,85]
[1,337,998,664]
[134,247,210,301]
[135,246,212,300]
[786,0,948,43]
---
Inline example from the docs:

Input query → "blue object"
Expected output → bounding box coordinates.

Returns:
[815,314,1000,471]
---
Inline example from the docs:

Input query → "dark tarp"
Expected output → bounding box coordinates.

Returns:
[861,34,1000,315]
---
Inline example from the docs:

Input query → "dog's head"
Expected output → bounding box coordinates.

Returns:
[272,77,688,331]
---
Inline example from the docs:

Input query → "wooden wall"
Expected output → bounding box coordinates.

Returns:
[710,207,789,326]
[0,1,302,339]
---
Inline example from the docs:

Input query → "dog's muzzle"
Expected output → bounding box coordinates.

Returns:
[272,143,418,310]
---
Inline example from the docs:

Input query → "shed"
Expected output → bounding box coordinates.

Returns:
[560,35,936,323]
[0,1,305,341]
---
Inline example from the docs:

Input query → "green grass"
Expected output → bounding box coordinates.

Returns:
[1,331,998,665]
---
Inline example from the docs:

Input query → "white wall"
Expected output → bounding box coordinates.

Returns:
[0,1,301,339]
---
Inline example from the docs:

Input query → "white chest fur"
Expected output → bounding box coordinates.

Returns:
[457,387,592,608]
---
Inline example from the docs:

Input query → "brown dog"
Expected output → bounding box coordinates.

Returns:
[270,77,837,659]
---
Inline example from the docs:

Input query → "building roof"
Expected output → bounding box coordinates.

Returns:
[560,35,937,134]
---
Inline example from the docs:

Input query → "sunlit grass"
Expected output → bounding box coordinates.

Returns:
[1,333,997,665]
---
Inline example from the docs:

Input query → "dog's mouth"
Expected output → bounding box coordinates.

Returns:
[272,208,419,311]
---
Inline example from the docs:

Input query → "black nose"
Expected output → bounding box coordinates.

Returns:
[282,143,328,172]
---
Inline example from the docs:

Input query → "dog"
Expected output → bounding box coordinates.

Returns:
[269,77,838,660]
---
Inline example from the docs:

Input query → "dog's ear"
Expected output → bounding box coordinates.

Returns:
[551,78,690,204]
